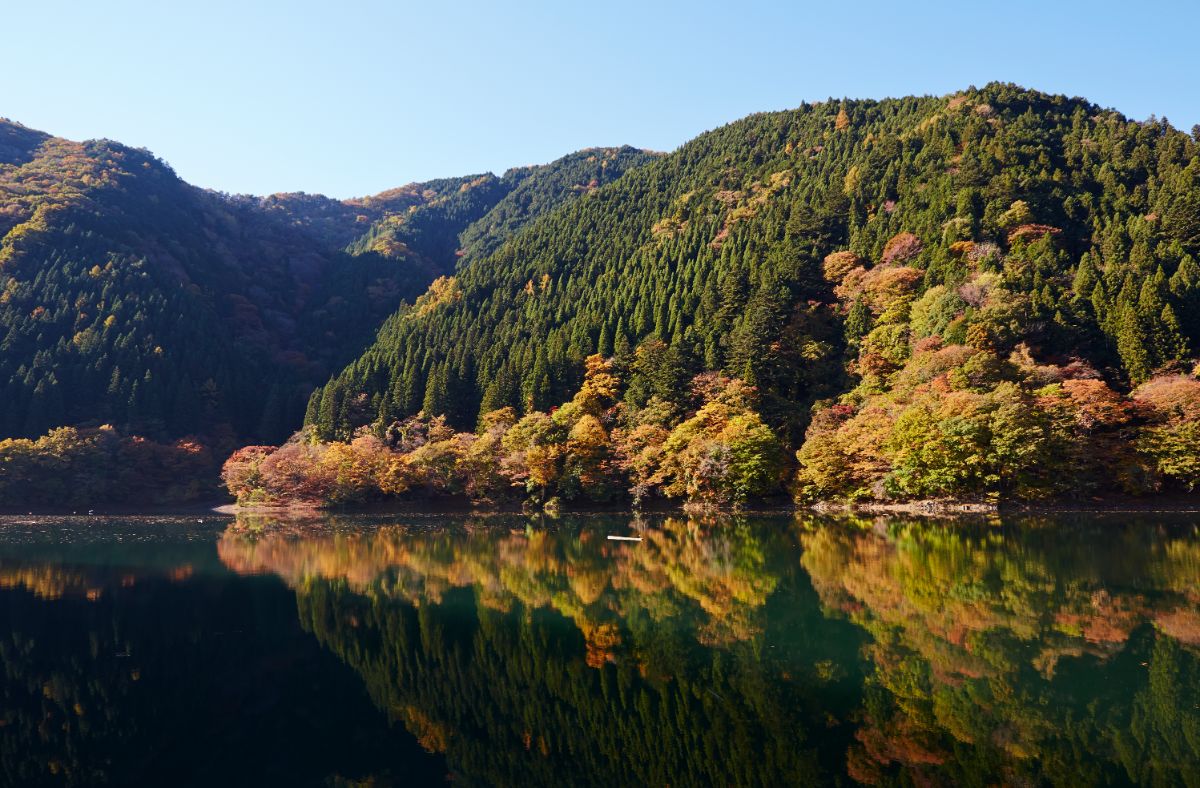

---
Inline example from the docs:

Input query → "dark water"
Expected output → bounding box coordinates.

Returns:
[1,512,1199,787]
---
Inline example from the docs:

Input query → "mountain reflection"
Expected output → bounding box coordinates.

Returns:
[219,514,865,785]
[220,515,792,658]
[0,563,197,601]
[217,512,1200,786]
[0,518,447,788]
[799,516,1200,785]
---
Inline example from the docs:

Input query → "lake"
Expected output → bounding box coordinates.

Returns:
[1,512,1198,787]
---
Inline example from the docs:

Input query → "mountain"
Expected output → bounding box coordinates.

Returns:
[0,119,654,445]
[261,83,1200,507]
[257,146,658,276]
[313,84,1200,440]
[6,82,1200,507]
[456,147,663,264]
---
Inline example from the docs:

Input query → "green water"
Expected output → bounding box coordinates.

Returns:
[1,512,1199,787]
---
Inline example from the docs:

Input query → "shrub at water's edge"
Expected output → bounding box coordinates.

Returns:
[0,425,220,508]
[222,351,1200,510]
[223,355,785,510]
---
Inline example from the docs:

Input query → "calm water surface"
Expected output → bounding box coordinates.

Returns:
[1,512,1198,787]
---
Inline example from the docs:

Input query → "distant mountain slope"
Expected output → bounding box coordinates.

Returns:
[457,146,659,264]
[0,120,654,442]
[251,174,503,278]
[0,120,49,165]
[258,145,657,273]
[312,84,1200,445]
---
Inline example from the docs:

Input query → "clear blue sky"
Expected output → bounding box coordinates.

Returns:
[7,0,1198,198]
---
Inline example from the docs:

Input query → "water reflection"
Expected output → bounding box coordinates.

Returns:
[2,513,1199,786]
[220,515,803,657]
[219,514,865,785]
[799,516,1200,785]
[0,517,446,788]
[217,512,1200,786]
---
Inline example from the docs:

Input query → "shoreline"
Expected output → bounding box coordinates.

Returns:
[224,493,1200,517]
[5,494,1200,519]
[0,501,234,517]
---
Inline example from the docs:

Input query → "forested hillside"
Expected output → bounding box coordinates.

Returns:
[288,83,1200,506]
[6,82,1200,508]
[256,145,656,278]
[0,118,652,460]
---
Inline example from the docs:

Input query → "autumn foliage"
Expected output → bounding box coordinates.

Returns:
[224,355,784,508]
[0,425,218,507]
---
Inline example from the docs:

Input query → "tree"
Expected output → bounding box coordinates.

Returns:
[1133,375,1200,491]
[563,414,615,500]
[220,445,274,503]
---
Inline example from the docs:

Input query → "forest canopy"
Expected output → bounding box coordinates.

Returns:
[280,84,1200,506]
[0,118,653,447]
[5,83,1200,507]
